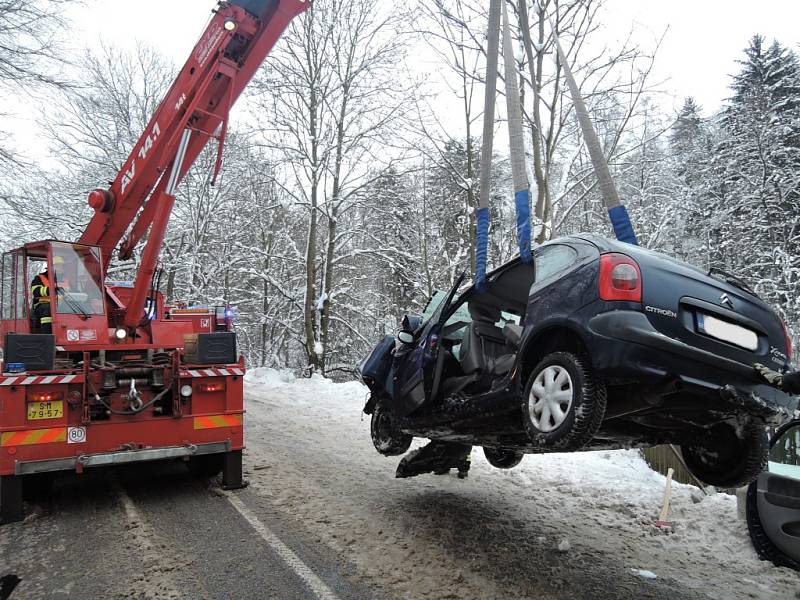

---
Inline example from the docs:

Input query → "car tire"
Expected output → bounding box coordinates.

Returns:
[371,401,412,456]
[745,477,800,570]
[483,447,524,469]
[680,420,768,488]
[522,351,606,450]
[187,453,224,478]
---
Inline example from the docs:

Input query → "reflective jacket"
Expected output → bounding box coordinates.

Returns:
[31,273,51,308]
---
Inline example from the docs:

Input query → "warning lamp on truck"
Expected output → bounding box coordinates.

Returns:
[28,391,64,403]
[198,382,226,393]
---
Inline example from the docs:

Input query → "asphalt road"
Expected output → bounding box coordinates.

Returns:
[0,462,383,600]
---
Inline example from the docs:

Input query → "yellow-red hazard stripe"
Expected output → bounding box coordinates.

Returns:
[1,427,66,446]
[193,414,243,430]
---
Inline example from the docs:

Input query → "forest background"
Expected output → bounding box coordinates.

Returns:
[1,0,798,375]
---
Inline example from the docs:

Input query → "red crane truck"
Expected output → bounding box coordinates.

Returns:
[0,0,309,523]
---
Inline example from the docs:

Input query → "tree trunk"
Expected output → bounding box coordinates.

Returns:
[518,0,551,241]
[304,76,322,372]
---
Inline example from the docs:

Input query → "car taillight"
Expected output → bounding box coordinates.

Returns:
[599,253,642,302]
[198,382,225,393]
[781,319,793,362]
[29,391,64,402]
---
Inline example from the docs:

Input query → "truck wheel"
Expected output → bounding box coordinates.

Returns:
[371,402,412,456]
[522,351,606,450]
[23,473,52,501]
[1,475,23,524]
[483,447,524,469]
[187,453,224,478]
[681,420,768,488]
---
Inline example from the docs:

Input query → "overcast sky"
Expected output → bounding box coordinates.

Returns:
[600,0,800,113]
[5,0,800,162]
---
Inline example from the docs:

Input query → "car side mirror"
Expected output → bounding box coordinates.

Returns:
[402,314,422,333]
[397,331,414,345]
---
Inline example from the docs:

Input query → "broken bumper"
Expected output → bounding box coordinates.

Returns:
[586,311,796,421]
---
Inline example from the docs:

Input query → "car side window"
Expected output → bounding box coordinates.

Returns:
[769,423,800,480]
[535,245,579,282]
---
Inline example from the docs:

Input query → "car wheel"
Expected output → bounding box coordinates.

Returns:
[745,476,800,570]
[187,453,224,478]
[680,420,768,488]
[371,401,412,456]
[522,351,606,450]
[483,447,524,469]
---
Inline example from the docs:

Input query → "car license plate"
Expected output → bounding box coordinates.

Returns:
[27,400,64,420]
[697,313,758,351]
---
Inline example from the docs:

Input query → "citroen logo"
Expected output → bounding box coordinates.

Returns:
[720,293,734,309]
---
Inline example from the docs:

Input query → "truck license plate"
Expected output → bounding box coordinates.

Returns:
[697,314,758,351]
[27,401,64,420]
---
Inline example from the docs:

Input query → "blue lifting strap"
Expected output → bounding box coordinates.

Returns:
[608,205,638,246]
[515,189,533,262]
[475,207,490,290]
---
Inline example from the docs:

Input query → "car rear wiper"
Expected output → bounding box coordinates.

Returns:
[707,267,754,294]
[57,286,89,320]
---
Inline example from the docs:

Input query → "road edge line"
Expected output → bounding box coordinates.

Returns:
[225,492,341,600]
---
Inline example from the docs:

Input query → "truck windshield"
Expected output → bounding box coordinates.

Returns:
[52,242,105,315]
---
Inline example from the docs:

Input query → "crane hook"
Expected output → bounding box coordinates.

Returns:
[127,378,143,412]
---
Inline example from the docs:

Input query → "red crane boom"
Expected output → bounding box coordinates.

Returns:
[81,0,308,329]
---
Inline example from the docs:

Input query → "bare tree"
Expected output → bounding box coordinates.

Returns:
[0,0,79,163]
[42,43,174,187]
[255,0,414,374]
[418,0,486,274]
[515,0,661,240]
[0,43,176,259]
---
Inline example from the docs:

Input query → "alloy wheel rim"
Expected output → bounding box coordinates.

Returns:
[529,365,574,432]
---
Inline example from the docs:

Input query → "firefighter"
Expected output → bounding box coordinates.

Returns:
[30,256,65,334]
[755,363,800,394]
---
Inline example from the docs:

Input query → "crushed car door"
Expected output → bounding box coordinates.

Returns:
[746,419,800,571]
[393,272,466,417]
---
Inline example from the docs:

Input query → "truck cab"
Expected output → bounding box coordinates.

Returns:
[0,240,108,347]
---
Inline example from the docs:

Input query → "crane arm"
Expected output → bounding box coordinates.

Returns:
[80,0,308,266]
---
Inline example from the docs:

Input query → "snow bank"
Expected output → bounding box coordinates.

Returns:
[246,367,367,401]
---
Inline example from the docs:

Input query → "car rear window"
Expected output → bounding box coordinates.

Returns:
[536,245,578,281]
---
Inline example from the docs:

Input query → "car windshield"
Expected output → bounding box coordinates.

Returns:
[52,242,105,315]
[421,290,451,324]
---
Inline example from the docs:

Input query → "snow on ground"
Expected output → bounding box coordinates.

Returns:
[243,368,800,600]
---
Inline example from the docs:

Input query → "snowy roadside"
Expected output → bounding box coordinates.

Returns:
[242,368,800,600]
